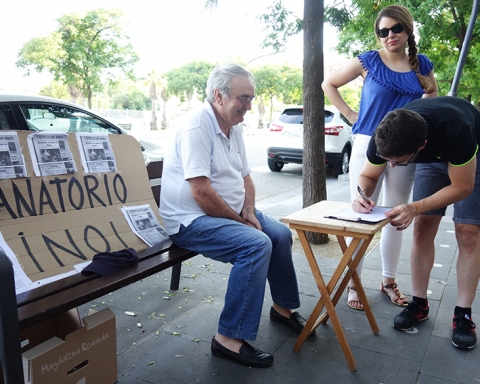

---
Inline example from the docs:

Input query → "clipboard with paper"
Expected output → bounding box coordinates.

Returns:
[324,206,391,225]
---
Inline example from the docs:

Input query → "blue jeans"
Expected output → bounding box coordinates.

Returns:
[170,210,300,340]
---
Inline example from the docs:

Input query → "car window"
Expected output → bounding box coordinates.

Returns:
[339,113,352,127]
[325,110,335,124]
[19,104,121,134]
[279,108,340,125]
[0,106,17,130]
[278,109,303,124]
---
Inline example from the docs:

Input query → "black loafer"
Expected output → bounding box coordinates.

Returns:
[211,336,273,368]
[269,307,315,335]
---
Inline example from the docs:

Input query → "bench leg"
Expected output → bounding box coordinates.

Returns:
[170,262,182,290]
[0,251,24,383]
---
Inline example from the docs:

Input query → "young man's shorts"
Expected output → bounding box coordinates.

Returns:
[412,156,480,225]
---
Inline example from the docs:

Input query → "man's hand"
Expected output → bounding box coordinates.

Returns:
[385,203,417,231]
[241,210,262,230]
[352,196,376,213]
[354,186,375,213]
[241,174,261,229]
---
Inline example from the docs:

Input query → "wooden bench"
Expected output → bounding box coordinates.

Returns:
[0,133,197,383]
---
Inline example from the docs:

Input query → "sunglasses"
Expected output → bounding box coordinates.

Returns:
[376,148,418,166]
[377,23,404,38]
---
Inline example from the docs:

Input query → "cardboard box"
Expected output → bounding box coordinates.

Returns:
[0,309,82,384]
[22,308,117,384]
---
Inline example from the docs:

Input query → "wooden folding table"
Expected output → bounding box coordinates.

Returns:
[282,200,390,371]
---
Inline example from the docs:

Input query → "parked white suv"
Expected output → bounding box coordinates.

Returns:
[266,106,352,177]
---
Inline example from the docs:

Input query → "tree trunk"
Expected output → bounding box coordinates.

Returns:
[257,99,265,129]
[87,85,93,109]
[150,81,158,130]
[68,85,82,104]
[303,0,328,244]
[269,96,274,125]
[186,92,193,111]
[150,103,158,130]
[161,87,168,130]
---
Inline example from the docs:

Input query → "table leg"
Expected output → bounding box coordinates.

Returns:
[293,230,358,371]
[317,235,379,334]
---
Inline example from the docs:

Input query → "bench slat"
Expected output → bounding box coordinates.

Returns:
[17,246,196,329]
[16,241,176,307]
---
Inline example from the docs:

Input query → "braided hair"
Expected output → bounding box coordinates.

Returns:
[374,5,432,93]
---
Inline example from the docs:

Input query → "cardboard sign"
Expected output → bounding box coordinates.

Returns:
[0,132,158,283]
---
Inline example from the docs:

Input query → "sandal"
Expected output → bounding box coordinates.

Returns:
[347,286,364,311]
[380,282,409,307]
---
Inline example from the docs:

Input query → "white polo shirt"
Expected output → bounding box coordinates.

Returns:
[159,101,251,235]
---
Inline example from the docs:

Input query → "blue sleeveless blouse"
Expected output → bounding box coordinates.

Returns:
[352,50,434,135]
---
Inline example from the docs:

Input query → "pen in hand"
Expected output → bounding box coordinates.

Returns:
[357,185,373,212]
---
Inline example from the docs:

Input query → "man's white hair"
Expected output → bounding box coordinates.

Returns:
[206,63,255,103]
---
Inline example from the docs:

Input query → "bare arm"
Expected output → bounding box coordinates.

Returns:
[188,176,250,225]
[353,161,386,212]
[422,69,438,98]
[386,159,476,229]
[241,175,261,230]
[322,57,366,125]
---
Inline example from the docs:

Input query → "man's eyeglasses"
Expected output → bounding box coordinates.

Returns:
[227,89,255,105]
[376,148,418,166]
[377,23,404,38]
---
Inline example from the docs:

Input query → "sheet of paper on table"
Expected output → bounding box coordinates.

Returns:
[325,206,391,224]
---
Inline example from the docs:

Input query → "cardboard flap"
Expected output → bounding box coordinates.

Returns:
[80,308,115,331]
[22,337,64,360]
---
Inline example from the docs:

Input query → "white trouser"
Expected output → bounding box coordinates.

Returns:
[347,134,416,279]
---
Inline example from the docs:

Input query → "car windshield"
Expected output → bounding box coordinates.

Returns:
[278,108,336,125]
[19,104,120,134]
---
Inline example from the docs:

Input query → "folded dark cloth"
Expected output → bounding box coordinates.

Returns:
[81,248,138,276]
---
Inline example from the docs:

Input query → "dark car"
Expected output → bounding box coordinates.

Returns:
[0,94,151,163]
[267,106,352,177]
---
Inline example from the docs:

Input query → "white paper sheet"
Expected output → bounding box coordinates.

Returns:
[325,206,391,224]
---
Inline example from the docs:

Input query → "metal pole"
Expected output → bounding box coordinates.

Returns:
[448,0,480,97]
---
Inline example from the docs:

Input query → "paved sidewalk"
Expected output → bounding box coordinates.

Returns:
[80,174,479,384]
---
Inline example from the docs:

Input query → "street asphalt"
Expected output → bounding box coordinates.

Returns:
[80,172,479,384]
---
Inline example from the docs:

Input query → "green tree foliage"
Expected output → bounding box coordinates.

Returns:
[250,66,283,122]
[164,61,216,107]
[279,64,303,105]
[324,84,361,111]
[325,0,480,104]
[258,0,303,51]
[39,81,70,101]
[112,90,150,110]
[17,8,139,109]
[251,65,303,122]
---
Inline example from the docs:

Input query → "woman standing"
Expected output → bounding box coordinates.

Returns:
[322,5,437,310]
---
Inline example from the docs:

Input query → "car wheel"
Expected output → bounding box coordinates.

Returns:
[333,148,350,177]
[268,158,284,172]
